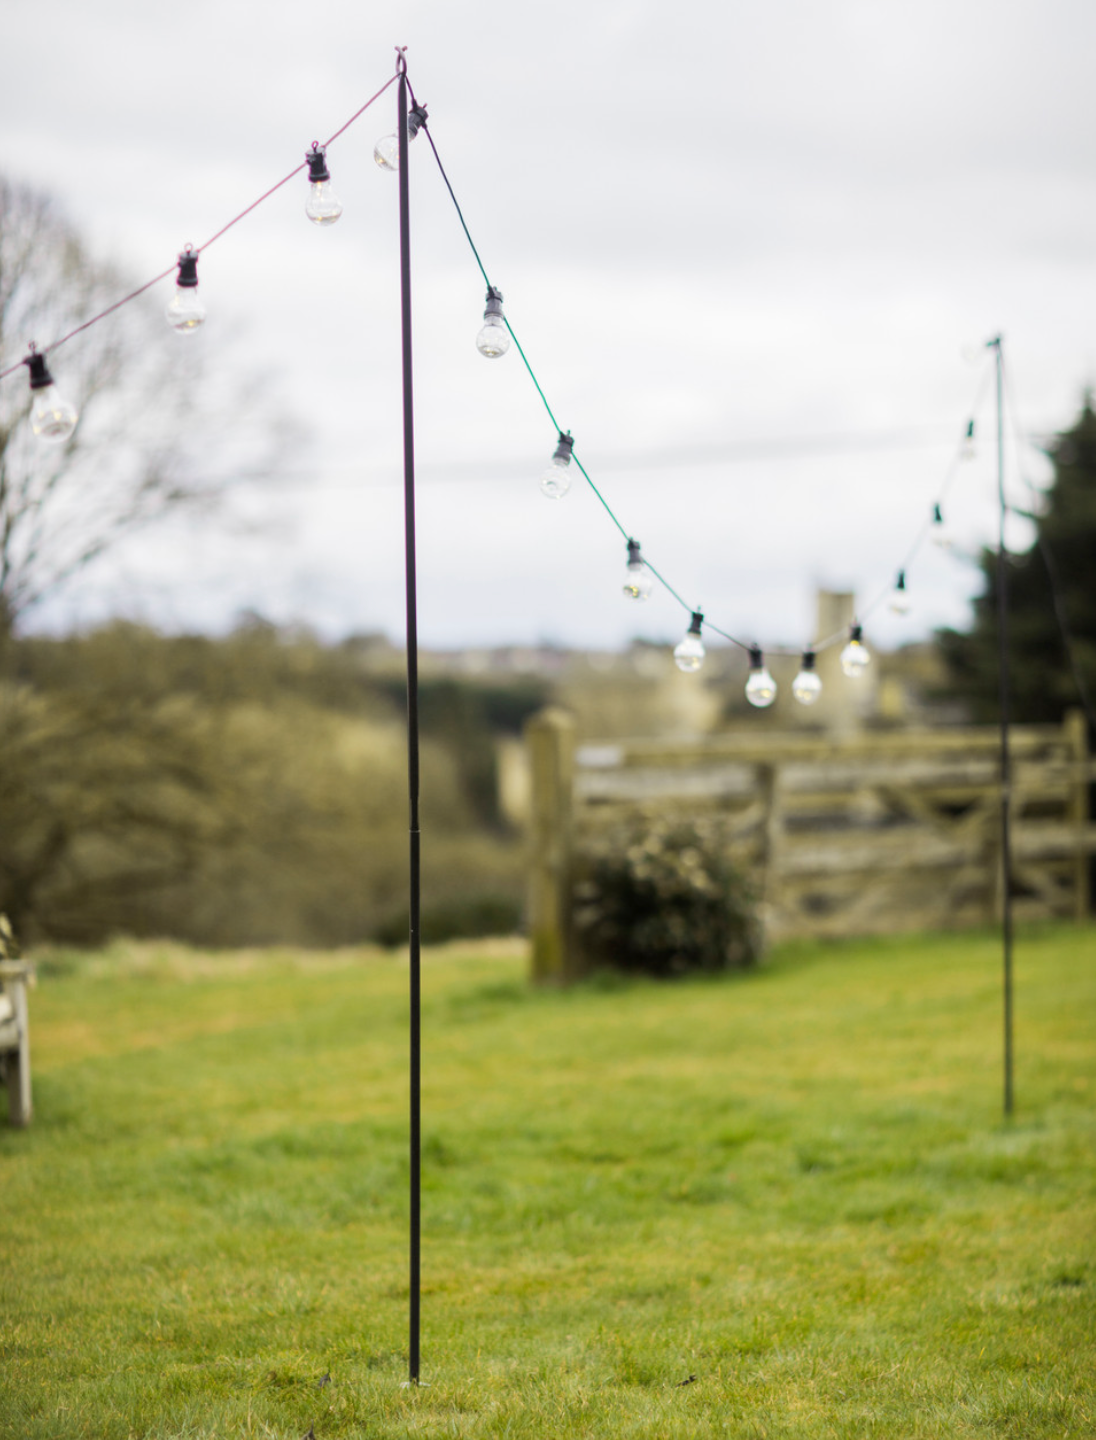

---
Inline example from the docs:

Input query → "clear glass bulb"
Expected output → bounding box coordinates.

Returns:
[30,384,78,443]
[623,559,652,601]
[792,667,822,705]
[305,179,343,225]
[165,285,206,333]
[374,110,424,172]
[745,664,777,708]
[374,133,400,170]
[540,457,571,499]
[476,314,510,358]
[840,637,871,678]
[889,574,910,615]
[673,627,705,672]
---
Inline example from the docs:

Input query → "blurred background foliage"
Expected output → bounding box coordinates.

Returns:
[0,620,547,948]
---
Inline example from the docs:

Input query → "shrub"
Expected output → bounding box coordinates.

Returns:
[573,813,761,977]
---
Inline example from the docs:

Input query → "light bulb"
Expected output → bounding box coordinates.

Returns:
[889,569,910,615]
[622,539,652,601]
[792,650,822,705]
[165,247,205,333]
[24,350,77,443]
[304,143,343,224]
[540,431,574,499]
[673,612,705,672]
[374,103,428,171]
[745,646,777,708]
[840,625,871,678]
[476,286,510,358]
[930,502,951,549]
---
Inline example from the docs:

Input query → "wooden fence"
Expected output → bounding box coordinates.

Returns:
[525,708,1095,980]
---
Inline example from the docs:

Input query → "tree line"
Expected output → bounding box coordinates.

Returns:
[0,620,547,947]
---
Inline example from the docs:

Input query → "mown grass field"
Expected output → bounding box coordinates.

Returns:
[0,924,1093,1438]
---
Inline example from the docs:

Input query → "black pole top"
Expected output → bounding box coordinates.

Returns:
[748,644,763,670]
[24,350,54,390]
[306,144,331,183]
[552,432,574,464]
[176,249,199,288]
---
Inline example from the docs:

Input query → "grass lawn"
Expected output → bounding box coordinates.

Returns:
[0,923,1093,1438]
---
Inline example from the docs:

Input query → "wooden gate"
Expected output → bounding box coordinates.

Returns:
[525,710,1095,978]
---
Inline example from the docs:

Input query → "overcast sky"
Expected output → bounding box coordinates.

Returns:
[2,0,1094,657]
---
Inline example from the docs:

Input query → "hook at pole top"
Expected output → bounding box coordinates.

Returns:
[395,46,408,75]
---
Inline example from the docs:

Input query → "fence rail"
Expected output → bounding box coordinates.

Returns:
[525,709,1094,979]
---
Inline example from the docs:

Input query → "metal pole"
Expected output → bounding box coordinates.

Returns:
[991,334,1015,1119]
[396,59,423,1381]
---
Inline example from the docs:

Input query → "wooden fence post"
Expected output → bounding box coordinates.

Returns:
[525,707,577,984]
[756,762,782,934]
[1064,708,1091,921]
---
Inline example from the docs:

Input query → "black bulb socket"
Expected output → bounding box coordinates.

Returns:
[25,351,54,390]
[306,146,331,183]
[933,503,944,525]
[748,644,764,670]
[626,538,643,566]
[687,611,704,637]
[409,103,429,137]
[176,250,199,289]
[483,286,505,320]
[895,570,907,591]
[800,649,817,671]
[552,432,574,465]
[849,624,863,644]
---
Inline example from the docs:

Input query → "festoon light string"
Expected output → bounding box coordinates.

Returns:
[403,69,1000,707]
[0,54,1038,711]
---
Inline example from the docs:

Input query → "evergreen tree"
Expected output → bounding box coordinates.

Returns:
[936,398,1096,726]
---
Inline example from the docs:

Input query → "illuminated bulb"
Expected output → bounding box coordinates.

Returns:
[889,570,911,615]
[374,103,428,171]
[745,645,777,708]
[930,502,951,549]
[476,287,510,358]
[165,247,205,333]
[792,650,822,705]
[622,539,652,601]
[673,612,705,672]
[840,625,871,678]
[24,350,77,443]
[540,431,574,499]
[304,143,343,224]
[960,419,975,461]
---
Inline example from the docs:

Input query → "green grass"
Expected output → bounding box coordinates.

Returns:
[0,925,1093,1438]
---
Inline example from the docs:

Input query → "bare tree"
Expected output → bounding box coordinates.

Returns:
[0,175,297,631]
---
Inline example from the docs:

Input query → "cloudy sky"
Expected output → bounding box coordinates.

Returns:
[2,0,1094,657]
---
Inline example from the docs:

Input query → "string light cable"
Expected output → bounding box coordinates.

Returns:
[409,81,1013,686]
[0,73,399,382]
[0,53,1021,705]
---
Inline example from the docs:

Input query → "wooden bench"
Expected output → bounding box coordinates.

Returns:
[0,952,33,1128]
